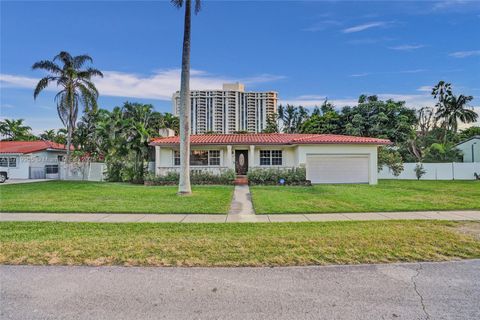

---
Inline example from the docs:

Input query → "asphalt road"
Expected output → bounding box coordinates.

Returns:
[1,260,479,320]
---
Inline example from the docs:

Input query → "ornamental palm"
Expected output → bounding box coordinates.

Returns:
[0,118,33,141]
[32,51,103,161]
[436,95,478,133]
[171,0,201,195]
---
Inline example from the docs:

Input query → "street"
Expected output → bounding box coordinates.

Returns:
[1,260,479,320]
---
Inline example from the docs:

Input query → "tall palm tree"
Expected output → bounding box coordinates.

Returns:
[32,51,103,161]
[171,0,201,195]
[0,119,33,141]
[436,95,478,133]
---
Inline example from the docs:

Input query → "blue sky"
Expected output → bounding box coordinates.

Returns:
[1,0,479,133]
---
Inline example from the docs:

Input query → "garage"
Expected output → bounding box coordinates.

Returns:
[306,154,370,184]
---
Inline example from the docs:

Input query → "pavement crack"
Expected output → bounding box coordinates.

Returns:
[411,264,430,320]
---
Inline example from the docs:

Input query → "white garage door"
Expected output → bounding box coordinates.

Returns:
[306,155,370,184]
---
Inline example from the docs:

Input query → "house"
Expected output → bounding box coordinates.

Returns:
[150,133,391,184]
[0,140,69,179]
[455,136,480,163]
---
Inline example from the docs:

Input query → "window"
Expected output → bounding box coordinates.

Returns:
[260,150,271,165]
[271,150,282,165]
[173,150,221,166]
[8,157,17,167]
[174,151,180,166]
[45,165,59,174]
[57,155,64,162]
[260,150,282,166]
[209,150,220,166]
[0,157,17,168]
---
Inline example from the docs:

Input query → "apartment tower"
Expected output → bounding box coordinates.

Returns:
[172,83,278,134]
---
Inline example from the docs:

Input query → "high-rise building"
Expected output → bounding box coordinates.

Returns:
[172,83,278,134]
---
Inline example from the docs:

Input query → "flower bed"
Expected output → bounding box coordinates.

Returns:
[144,169,236,185]
[247,167,311,186]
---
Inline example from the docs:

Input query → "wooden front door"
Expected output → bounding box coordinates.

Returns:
[235,150,248,175]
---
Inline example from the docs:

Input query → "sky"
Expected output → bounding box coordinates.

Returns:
[1,0,480,133]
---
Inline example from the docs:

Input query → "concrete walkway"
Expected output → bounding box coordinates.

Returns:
[227,185,258,222]
[1,210,479,223]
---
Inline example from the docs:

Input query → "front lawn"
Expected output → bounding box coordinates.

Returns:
[1,221,479,267]
[251,180,480,214]
[0,181,233,214]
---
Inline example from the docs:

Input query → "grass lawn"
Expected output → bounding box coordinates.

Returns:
[0,181,233,214]
[251,180,480,214]
[1,221,479,267]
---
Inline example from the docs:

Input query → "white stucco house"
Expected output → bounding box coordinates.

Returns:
[455,135,480,163]
[150,133,391,184]
[0,140,69,180]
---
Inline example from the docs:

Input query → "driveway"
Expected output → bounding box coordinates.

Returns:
[1,260,479,320]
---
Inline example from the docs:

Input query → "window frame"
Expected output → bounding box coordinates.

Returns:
[0,156,18,168]
[45,164,59,174]
[259,149,283,166]
[173,149,221,167]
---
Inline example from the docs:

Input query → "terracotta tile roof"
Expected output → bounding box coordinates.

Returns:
[150,133,391,146]
[0,140,70,154]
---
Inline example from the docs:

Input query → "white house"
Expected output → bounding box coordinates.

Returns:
[455,135,480,163]
[0,140,69,180]
[150,133,391,184]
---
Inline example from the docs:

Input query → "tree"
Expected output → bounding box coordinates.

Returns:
[32,51,103,162]
[414,163,426,180]
[262,113,279,133]
[171,0,202,195]
[0,119,35,141]
[39,128,67,144]
[436,95,477,133]
[378,147,404,176]
[459,126,480,140]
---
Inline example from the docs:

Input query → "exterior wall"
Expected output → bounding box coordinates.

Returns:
[456,138,480,163]
[296,144,378,184]
[154,144,379,184]
[0,150,66,179]
[172,84,278,134]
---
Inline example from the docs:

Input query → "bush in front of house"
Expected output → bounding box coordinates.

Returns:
[144,169,236,185]
[247,167,310,186]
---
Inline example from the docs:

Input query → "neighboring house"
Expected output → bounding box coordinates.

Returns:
[150,133,391,184]
[172,83,278,134]
[455,136,480,163]
[0,140,69,179]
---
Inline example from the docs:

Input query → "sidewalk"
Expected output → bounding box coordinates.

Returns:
[1,210,479,223]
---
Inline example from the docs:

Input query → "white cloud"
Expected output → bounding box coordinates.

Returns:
[388,44,425,51]
[417,86,432,92]
[0,69,285,101]
[302,20,343,32]
[1,104,15,109]
[342,22,386,33]
[349,73,370,77]
[449,50,480,58]
[280,95,358,108]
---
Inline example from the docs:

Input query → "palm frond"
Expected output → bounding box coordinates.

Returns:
[32,60,62,74]
[33,77,56,99]
[73,54,93,69]
[194,0,201,14]
[171,0,183,8]
[77,68,104,79]
[53,51,73,67]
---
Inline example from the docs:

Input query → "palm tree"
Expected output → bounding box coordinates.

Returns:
[171,0,201,195]
[0,119,33,141]
[436,95,478,133]
[32,51,103,161]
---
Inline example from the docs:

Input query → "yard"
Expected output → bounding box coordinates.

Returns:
[251,180,480,214]
[1,221,479,267]
[0,181,233,214]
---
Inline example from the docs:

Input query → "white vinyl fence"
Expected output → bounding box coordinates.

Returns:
[379,162,480,180]
[59,161,156,181]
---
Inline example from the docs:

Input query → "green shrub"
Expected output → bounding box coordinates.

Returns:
[144,169,235,185]
[247,167,309,185]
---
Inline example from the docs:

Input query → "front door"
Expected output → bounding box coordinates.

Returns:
[235,150,248,175]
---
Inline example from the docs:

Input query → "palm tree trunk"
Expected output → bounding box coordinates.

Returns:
[178,0,192,195]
